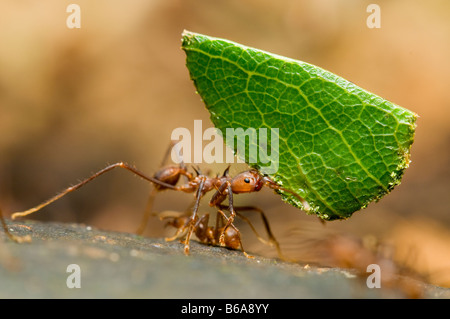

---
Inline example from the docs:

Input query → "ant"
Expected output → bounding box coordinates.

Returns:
[157,209,249,257]
[10,143,309,258]
[156,203,285,259]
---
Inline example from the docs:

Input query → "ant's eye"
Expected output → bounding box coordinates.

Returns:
[244,178,250,183]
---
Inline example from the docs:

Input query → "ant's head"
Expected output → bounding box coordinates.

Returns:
[221,226,241,250]
[230,169,264,193]
[229,169,311,212]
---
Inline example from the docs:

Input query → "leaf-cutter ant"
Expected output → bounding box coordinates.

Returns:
[155,202,285,259]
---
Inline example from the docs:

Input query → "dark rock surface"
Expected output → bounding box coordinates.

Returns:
[1,219,449,299]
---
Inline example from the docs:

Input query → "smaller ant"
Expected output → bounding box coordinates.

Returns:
[156,204,285,259]
[157,210,250,257]
[11,144,308,258]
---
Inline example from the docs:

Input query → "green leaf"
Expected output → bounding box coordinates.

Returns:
[181,30,417,221]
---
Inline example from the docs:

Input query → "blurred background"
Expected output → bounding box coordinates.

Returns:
[1,0,449,287]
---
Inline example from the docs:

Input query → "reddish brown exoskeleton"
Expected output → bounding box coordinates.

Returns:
[158,210,249,256]
[11,150,307,258]
[156,203,285,259]
[0,208,31,244]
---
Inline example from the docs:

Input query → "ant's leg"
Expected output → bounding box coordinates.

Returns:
[210,181,235,246]
[217,204,287,261]
[0,208,31,243]
[164,224,188,242]
[216,209,253,259]
[165,212,209,244]
[182,177,206,255]
[11,162,176,220]
[158,199,196,242]
[192,213,211,245]
[136,142,191,235]
[217,205,273,246]
[156,210,191,242]
[136,143,172,234]
[217,183,237,246]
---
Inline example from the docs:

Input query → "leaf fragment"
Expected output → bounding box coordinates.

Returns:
[182,30,417,220]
